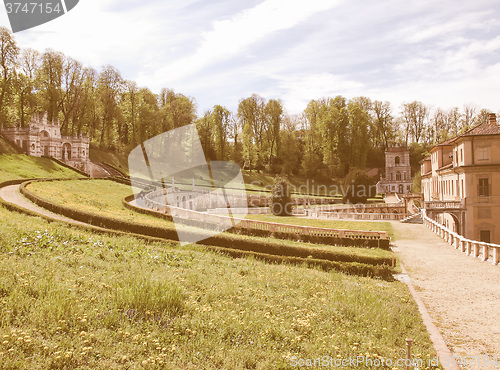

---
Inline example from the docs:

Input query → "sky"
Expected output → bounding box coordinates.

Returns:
[1,0,500,116]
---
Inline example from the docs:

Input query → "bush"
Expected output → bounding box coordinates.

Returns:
[342,169,377,204]
[271,174,293,216]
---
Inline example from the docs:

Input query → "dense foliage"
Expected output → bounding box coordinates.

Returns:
[342,169,378,204]
[270,174,293,216]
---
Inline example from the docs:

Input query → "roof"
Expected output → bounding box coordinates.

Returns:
[437,163,453,171]
[431,122,500,150]
[436,137,456,146]
[461,122,500,137]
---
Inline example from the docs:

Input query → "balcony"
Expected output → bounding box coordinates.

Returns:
[424,200,465,210]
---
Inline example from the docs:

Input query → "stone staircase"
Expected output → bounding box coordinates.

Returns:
[401,213,423,224]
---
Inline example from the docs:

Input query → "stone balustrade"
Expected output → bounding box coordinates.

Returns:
[139,189,390,242]
[422,210,500,265]
[305,210,408,221]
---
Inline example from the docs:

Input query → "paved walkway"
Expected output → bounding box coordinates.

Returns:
[391,222,500,369]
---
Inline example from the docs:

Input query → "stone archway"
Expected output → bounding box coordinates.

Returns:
[434,211,461,234]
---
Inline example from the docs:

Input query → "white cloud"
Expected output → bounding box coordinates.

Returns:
[139,0,342,87]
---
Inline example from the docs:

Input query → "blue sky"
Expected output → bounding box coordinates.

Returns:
[2,0,500,115]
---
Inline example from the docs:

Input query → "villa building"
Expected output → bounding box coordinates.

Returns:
[420,113,500,244]
[0,112,89,171]
[377,147,413,194]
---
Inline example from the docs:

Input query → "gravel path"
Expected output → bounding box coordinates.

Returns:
[391,222,500,369]
[0,184,89,226]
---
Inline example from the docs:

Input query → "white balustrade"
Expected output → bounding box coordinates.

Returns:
[422,210,500,266]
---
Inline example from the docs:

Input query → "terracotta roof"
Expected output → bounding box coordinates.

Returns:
[436,137,457,146]
[432,122,500,149]
[461,122,500,136]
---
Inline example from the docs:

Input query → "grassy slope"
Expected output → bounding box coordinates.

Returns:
[0,136,20,155]
[26,179,392,259]
[89,148,130,175]
[0,205,438,369]
[0,154,84,183]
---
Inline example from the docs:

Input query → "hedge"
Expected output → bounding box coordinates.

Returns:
[21,179,394,268]
[1,178,396,279]
[122,193,390,250]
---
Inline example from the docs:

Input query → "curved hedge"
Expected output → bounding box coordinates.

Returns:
[22,179,394,266]
[123,194,390,250]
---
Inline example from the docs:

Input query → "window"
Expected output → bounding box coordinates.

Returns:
[478,178,490,196]
[477,146,490,161]
[396,172,401,181]
[395,156,400,165]
[480,230,491,243]
[460,149,463,163]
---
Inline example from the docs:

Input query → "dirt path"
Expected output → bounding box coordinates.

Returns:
[0,184,88,226]
[391,222,500,368]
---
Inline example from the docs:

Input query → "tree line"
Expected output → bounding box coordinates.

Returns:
[0,27,493,180]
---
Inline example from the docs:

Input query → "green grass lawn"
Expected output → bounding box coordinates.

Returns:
[0,154,84,183]
[25,179,393,260]
[245,214,394,238]
[0,136,20,155]
[0,204,438,369]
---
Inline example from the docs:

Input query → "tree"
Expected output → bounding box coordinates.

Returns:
[211,105,230,160]
[0,27,20,124]
[372,100,395,150]
[271,174,293,216]
[264,99,283,168]
[279,115,301,175]
[348,98,371,169]
[97,65,123,147]
[400,101,429,144]
[15,48,40,126]
[36,49,65,122]
[238,95,260,170]
[60,56,85,134]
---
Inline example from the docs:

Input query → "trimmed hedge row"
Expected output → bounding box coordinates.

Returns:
[202,245,395,281]
[122,194,393,265]
[22,179,394,268]
[1,178,396,279]
[123,192,390,250]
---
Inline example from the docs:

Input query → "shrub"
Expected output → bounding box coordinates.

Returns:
[271,174,293,216]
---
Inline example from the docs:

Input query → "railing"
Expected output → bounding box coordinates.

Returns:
[139,189,390,241]
[306,203,402,213]
[305,210,408,221]
[424,200,464,210]
[422,210,500,265]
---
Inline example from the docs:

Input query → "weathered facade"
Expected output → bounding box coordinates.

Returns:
[421,113,500,244]
[377,147,413,194]
[0,113,89,171]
